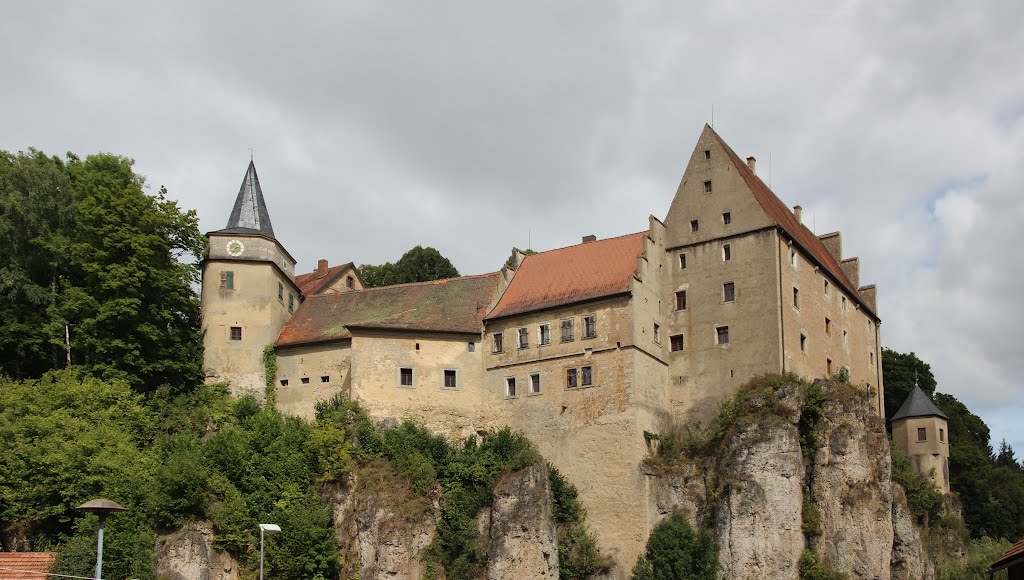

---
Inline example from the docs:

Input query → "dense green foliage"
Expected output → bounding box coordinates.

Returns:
[935,537,1011,580]
[0,150,203,391]
[359,245,460,287]
[798,550,847,580]
[630,511,718,580]
[883,349,1024,541]
[891,447,945,520]
[881,348,937,421]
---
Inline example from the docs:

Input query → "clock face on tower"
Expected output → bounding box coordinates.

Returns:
[226,239,245,257]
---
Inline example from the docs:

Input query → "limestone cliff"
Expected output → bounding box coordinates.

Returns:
[647,378,935,579]
[154,521,240,580]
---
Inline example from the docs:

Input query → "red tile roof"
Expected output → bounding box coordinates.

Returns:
[277,272,502,346]
[992,537,1024,572]
[0,553,56,579]
[709,127,878,319]
[295,262,357,295]
[486,232,647,320]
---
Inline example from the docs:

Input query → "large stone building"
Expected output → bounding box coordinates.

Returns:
[201,125,885,569]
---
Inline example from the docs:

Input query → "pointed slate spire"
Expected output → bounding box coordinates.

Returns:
[223,160,276,239]
[891,385,948,422]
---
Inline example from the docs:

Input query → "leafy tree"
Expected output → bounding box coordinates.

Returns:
[882,348,937,421]
[359,245,459,287]
[631,511,718,580]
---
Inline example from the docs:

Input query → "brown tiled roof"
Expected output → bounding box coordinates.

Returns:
[277,272,501,346]
[295,262,356,295]
[0,553,56,579]
[992,537,1024,572]
[709,127,878,319]
[486,232,647,320]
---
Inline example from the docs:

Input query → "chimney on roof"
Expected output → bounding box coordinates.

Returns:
[746,156,756,174]
[793,205,802,223]
[317,259,328,275]
[582,235,597,243]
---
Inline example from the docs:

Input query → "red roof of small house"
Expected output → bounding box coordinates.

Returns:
[295,262,359,295]
[0,552,56,579]
[709,126,877,319]
[486,231,647,320]
[992,537,1024,573]
[277,272,502,347]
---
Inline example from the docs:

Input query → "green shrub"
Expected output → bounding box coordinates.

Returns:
[631,511,718,580]
[798,550,846,580]
[892,448,944,519]
[802,490,823,537]
[935,536,1011,580]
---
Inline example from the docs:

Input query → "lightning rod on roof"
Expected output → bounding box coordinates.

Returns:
[249,147,254,161]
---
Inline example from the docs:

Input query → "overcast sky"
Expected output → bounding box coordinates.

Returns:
[4,1,1022,451]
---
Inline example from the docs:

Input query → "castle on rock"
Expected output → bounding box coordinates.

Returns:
[201,125,886,564]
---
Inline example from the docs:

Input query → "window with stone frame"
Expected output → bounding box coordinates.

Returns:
[538,323,551,346]
[653,323,661,344]
[443,369,457,389]
[723,244,731,261]
[723,282,736,302]
[221,271,234,290]
[230,326,242,341]
[670,334,684,352]
[518,327,529,349]
[530,373,541,394]
[581,366,593,386]
[400,367,414,387]
[566,368,578,389]
[716,325,730,345]
[493,332,504,353]
[676,290,687,310]
[582,315,597,339]
[506,377,517,397]
[561,319,574,342]
[793,287,800,309]
[917,427,927,442]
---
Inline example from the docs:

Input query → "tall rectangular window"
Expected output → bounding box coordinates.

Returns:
[723,244,731,261]
[566,368,578,389]
[653,323,661,344]
[670,334,684,352]
[443,370,457,389]
[704,180,713,193]
[230,326,242,341]
[400,367,414,387]
[278,281,284,300]
[940,428,945,442]
[518,327,529,349]
[917,427,927,442]
[581,366,593,386]
[530,373,541,394]
[716,326,730,345]
[493,332,504,353]
[722,212,731,225]
[826,358,833,375]
[800,333,807,352]
[843,330,848,346]
[221,271,235,290]
[841,296,847,311]
[824,280,830,296]
[468,341,476,352]
[790,249,797,268]
[346,275,354,288]
[288,293,294,313]
[561,319,574,342]
[825,317,832,335]
[676,290,687,310]
[583,315,597,339]
[538,324,551,346]
[690,220,699,232]
[506,377,517,397]
[679,253,687,269]
[723,282,736,302]
[793,287,800,309]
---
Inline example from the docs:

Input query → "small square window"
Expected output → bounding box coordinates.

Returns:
[825,317,832,335]
[230,326,242,341]
[301,377,310,384]
[518,327,529,349]
[704,180,713,193]
[716,326,730,345]
[690,220,699,232]
[581,366,593,386]
[917,427,927,442]
[468,341,476,352]
[722,212,731,225]
[538,324,551,346]
[679,253,687,269]
[566,368,578,389]
[670,334,684,352]
[530,373,541,394]
[653,323,660,344]
[723,282,736,302]
[400,367,414,387]
[704,150,711,160]
[800,333,807,352]
[582,315,597,339]
[493,333,504,353]
[444,370,457,389]
[560,319,574,342]
[321,375,330,383]
[793,287,800,309]
[280,379,289,387]
[723,244,731,261]
[675,290,687,310]
[506,377,517,397]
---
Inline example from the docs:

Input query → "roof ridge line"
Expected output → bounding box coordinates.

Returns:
[302,271,500,297]
[527,230,649,257]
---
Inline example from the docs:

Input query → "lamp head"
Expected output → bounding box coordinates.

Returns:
[258,523,281,533]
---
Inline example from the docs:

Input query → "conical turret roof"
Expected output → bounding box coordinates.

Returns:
[213,160,276,239]
[891,385,948,421]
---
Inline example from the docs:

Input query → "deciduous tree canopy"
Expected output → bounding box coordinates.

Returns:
[359,245,459,288]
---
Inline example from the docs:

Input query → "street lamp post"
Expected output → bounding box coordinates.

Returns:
[258,523,281,580]
[76,499,126,580]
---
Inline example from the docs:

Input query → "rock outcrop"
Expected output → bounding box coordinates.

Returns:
[480,462,559,579]
[154,521,239,580]
[890,486,935,579]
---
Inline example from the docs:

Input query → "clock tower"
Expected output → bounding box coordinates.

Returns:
[200,160,299,399]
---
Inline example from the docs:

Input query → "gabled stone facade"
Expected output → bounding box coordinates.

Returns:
[200,125,887,573]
